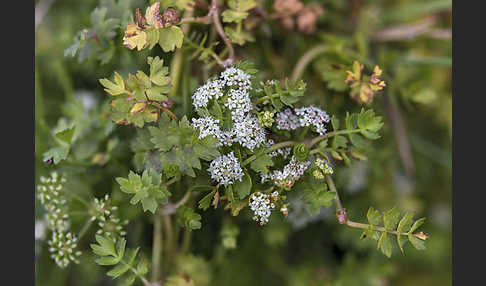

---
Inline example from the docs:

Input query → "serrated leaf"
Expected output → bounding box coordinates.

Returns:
[409,217,426,233]
[107,263,130,278]
[123,24,147,51]
[233,171,252,199]
[43,145,70,164]
[116,237,126,258]
[95,256,120,265]
[408,235,426,250]
[55,125,76,145]
[377,232,393,258]
[383,206,400,230]
[158,26,184,52]
[397,212,415,252]
[177,206,202,230]
[367,207,382,225]
[100,72,126,96]
[198,189,216,211]
[137,259,148,275]
[221,10,248,23]
[250,153,274,174]
[146,28,160,49]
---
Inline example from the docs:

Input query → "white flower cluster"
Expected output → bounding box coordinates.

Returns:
[192,78,223,109]
[208,152,244,186]
[191,67,266,151]
[295,106,330,135]
[260,156,310,187]
[249,192,275,225]
[37,172,69,232]
[48,231,82,268]
[219,67,252,91]
[274,106,330,136]
[231,114,266,151]
[37,172,82,268]
[91,195,128,238]
[275,109,300,131]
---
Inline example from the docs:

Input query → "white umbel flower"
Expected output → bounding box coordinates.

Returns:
[91,195,128,238]
[275,108,300,131]
[262,156,310,187]
[231,113,266,151]
[208,152,244,186]
[191,78,224,109]
[295,106,330,135]
[220,67,252,91]
[249,192,273,225]
[48,231,82,268]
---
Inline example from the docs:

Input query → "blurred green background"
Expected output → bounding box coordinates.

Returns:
[35,0,451,285]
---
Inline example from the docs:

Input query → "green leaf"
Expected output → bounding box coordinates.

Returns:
[221,10,248,23]
[107,263,130,278]
[100,72,126,96]
[124,247,140,266]
[43,145,70,164]
[250,153,274,174]
[146,28,160,50]
[383,206,401,230]
[408,235,426,250]
[233,171,252,199]
[357,109,384,133]
[55,125,76,145]
[116,237,126,259]
[95,256,120,265]
[397,212,415,252]
[225,27,254,45]
[331,115,339,131]
[377,232,393,258]
[198,189,216,210]
[301,184,333,214]
[158,26,184,52]
[409,217,426,233]
[177,206,202,230]
[193,135,220,161]
[94,235,117,257]
[137,259,149,275]
[366,207,382,226]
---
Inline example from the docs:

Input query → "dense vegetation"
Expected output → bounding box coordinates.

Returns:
[35,0,451,285]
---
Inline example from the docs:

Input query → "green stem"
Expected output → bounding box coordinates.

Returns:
[162,214,174,272]
[307,129,362,148]
[121,259,151,286]
[325,174,343,211]
[297,126,310,141]
[152,209,163,283]
[77,219,93,240]
[290,45,330,83]
[241,141,298,166]
[253,94,280,105]
[181,229,192,254]
[165,176,180,187]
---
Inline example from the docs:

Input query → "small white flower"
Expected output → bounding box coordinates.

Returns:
[295,106,330,135]
[48,231,82,268]
[249,192,274,225]
[231,114,266,151]
[208,152,244,186]
[275,109,300,131]
[191,78,223,109]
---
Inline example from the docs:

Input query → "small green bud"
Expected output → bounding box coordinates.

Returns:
[164,163,180,178]
[258,111,275,127]
[293,143,309,161]
[312,169,324,179]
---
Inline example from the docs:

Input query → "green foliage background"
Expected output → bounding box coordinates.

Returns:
[35,0,451,285]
